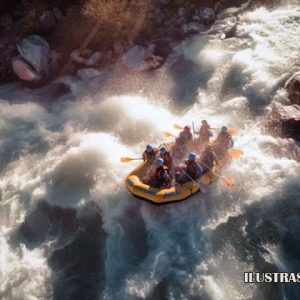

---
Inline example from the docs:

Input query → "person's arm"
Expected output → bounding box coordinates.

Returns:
[162,170,169,179]
[213,152,219,165]
[195,163,203,176]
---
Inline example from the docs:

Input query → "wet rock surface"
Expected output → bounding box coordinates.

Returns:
[264,102,300,140]
[285,71,300,105]
[0,0,264,86]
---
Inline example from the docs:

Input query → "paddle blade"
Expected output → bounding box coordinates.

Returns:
[163,131,175,138]
[173,124,184,130]
[120,157,135,163]
[228,149,244,158]
[222,176,235,187]
[229,127,240,135]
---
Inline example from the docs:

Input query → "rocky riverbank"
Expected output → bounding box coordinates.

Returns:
[0,0,275,87]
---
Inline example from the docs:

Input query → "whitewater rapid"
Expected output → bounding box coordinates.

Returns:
[0,3,300,300]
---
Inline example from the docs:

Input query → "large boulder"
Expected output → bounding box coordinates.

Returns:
[11,56,41,81]
[285,71,300,105]
[39,10,56,31]
[264,102,300,140]
[199,7,216,25]
[17,35,50,74]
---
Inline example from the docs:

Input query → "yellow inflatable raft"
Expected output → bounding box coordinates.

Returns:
[125,144,231,204]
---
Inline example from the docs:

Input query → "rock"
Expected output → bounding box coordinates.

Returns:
[192,15,200,22]
[178,7,186,17]
[264,102,300,139]
[199,7,216,25]
[70,49,102,67]
[17,35,50,74]
[207,16,237,39]
[152,40,172,60]
[153,8,161,16]
[122,44,165,72]
[160,0,170,4]
[11,56,41,81]
[39,10,56,31]
[285,71,300,105]
[155,15,163,24]
[182,22,206,35]
[53,7,64,21]
[122,45,150,70]
[0,14,13,31]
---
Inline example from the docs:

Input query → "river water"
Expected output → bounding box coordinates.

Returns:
[0,2,300,300]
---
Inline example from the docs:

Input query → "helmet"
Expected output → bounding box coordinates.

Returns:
[202,120,208,125]
[184,125,191,131]
[156,158,164,166]
[160,146,167,154]
[188,152,196,161]
[146,144,153,151]
[221,126,228,132]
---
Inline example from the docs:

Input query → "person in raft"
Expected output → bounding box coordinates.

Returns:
[199,144,219,173]
[142,144,159,163]
[179,125,193,142]
[196,120,213,143]
[159,146,172,169]
[147,158,172,188]
[213,126,234,158]
[176,152,203,183]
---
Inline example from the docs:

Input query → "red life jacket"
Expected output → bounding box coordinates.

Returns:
[185,160,200,178]
[216,131,232,149]
[199,125,213,141]
[179,130,193,141]
[160,152,172,168]
[155,165,169,181]
[200,148,217,169]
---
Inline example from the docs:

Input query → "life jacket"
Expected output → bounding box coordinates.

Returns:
[185,160,201,179]
[199,125,213,141]
[215,131,232,149]
[179,130,193,141]
[143,148,158,162]
[200,148,217,169]
[155,165,170,181]
[160,152,172,168]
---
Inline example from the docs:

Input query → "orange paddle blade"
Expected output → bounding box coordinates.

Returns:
[120,157,142,163]
[228,149,244,158]
[173,124,184,130]
[222,176,235,187]
[228,127,240,135]
[163,131,176,138]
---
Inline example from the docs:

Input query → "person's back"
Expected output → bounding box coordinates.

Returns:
[215,127,233,149]
[179,125,193,141]
[199,122,213,142]
[159,147,172,169]
[214,126,233,157]
[185,152,202,180]
[143,144,159,162]
[200,145,218,172]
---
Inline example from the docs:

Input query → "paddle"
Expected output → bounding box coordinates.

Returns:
[228,149,244,158]
[173,124,240,135]
[163,131,177,138]
[181,170,208,194]
[201,162,235,187]
[120,157,143,163]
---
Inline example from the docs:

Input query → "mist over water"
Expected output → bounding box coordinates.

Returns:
[0,3,300,300]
